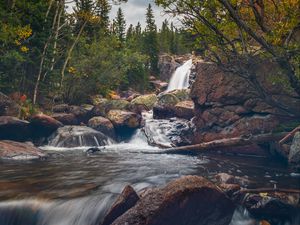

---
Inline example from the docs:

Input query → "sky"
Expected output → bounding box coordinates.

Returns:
[110,0,172,29]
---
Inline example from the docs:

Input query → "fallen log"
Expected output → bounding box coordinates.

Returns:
[279,125,300,145]
[241,188,300,194]
[160,132,287,154]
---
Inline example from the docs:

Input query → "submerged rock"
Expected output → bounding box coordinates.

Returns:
[111,176,235,225]
[0,140,46,160]
[88,116,116,139]
[102,185,140,225]
[48,126,113,148]
[0,116,31,141]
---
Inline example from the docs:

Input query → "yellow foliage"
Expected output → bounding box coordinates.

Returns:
[68,66,76,74]
[20,46,29,53]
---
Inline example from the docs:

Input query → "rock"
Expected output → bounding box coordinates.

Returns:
[52,104,70,113]
[168,89,191,101]
[190,61,299,144]
[112,176,235,225]
[0,140,46,160]
[0,116,31,141]
[289,132,300,170]
[90,100,130,118]
[158,54,180,81]
[88,116,116,139]
[153,93,179,119]
[243,192,300,224]
[102,185,140,225]
[215,173,251,186]
[174,101,194,119]
[69,105,90,123]
[149,80,168,92]
[107,110,142,132]
[29,114,63,138]
[52,113,79,125]
[90,95,105,106]
[0,92,20,117]
[158,93,180,107]
[131,94,158,109]
[48,126,113,148]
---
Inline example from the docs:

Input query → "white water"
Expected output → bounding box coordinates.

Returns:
[167,59,193,92]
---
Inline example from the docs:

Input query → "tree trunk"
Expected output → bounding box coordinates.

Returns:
[160,133,287,154]
[60,20,87,88]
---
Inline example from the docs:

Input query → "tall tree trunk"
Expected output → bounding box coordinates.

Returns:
[60,20,87,88]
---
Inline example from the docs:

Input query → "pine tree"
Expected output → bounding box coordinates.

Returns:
[115,7,126,45]
[144,4,159,74]
[159,19,171,53]
[94,0,111,35]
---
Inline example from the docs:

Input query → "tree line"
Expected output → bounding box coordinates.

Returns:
[0,0,191,105]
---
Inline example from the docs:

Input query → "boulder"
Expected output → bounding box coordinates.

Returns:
[88,116,116,139]
[0,116,31,141]
[158,54,180,81]
[215,173,251,187]
[69,105,90,123]
[90,99,130,118]
[174,101,194,119]
[0,140,46,160]
[153,93,179,119]
[0,92,20,117]
[102,185,140,225]
[29,114,63,138]
[190,61,300,144]
[131,94,158,109]
[52,113,79,125]
[48,126,113,148]
[52,104,70,113]
[168,89,191,101]
[111,176,235,225]
[289,132,300,170]
[107,110,142,132]
[90,95,105,106]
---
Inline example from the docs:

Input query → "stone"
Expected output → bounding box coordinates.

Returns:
[158,93,180,107]
[90,100,130,118]
[174,100,194,119]
[153,104,176,119]
[107,110,142,132]
[0,116,31,141]
[29,114,63,138]
[52,113,79,125]
[48,126,113,148]
[131,94,158,109]
[215,173,251,186]
[88,116,116,139]
[289,132,300,169]
[102,185,140,225]
[168,89,191,101]
[69,105,90,123]
[0,92,20,117]
[112,176,235,225]
[0,140,46,160]
[52,104,70,113]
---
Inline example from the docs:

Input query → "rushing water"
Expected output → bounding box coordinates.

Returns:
[167,59,193,92]
[0,113,299,225]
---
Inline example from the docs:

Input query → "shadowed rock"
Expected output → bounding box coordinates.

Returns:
[111,176,235,225]
[0,116,31,141]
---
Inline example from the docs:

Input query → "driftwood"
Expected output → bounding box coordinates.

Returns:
[241,188,300,194]
[160,133,287,154]
[279,125,300,145]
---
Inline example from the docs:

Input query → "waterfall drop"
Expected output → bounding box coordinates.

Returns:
[167,59,193,92]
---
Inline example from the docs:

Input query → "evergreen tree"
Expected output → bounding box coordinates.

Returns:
[115,7,126,45]
[94,0,111,35]
[159,19,171,53]
[144,4,159,74]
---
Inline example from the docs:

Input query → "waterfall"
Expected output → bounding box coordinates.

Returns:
[167,59,193,92]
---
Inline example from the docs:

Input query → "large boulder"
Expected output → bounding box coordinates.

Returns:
[0,140,46,160]
[107,110,142,132]
[111,176,235,225]
[29,114,63,138]
[102,185,140,225]
[190,61,298,144]
[153,93,179,119]
[52,113,79,125]
[289,132,300,170]
[131,94,158,109]
[48,126,113,148]
[0,116,31,141]
[88,116,116,139]
[0,92,20,117]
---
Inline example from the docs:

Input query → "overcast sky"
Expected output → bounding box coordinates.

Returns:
[111,0,176,29]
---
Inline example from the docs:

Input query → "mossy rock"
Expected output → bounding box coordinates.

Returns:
[158,93,180,107]
[168,89,191,101]
[131,94,158,109]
